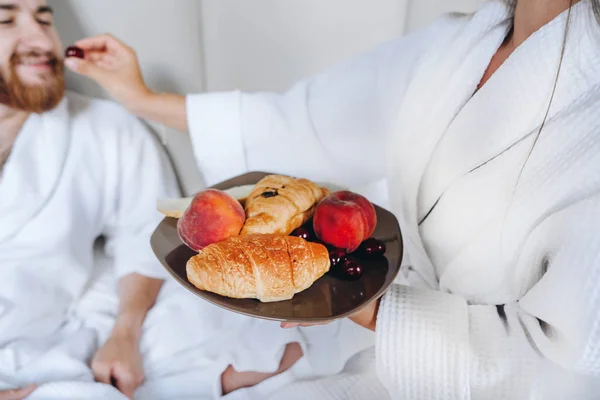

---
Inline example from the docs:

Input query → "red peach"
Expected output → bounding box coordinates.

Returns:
[313,191,377,252]
[177,189,245,251]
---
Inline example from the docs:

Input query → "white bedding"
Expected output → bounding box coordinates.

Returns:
[42,243,374,400]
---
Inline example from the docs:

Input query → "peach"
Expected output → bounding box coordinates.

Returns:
[313,191,377,252]
[177,189,245,251]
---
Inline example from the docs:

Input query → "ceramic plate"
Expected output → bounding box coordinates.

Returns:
[150,171,403,323]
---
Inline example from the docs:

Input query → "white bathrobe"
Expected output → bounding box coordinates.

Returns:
[186,1,600,399]
[0,91,372,400]
[0,90,174,398]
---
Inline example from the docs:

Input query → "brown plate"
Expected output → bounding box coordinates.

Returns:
[150,171,403,323]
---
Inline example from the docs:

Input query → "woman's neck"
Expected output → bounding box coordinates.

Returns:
[476,0,578,90]
[510,0,577,47]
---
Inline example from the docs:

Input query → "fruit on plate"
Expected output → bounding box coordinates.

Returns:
[177,189,245,251]
[313,191,377,252]
[65,45,84,59]
[328,248,347,268]
[340,259,363,280]
[357,238,386,257]
[157,197,193,219]
[290,226,313,241]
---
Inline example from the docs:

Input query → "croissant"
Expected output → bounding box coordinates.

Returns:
[241,175,329,235]
[186,234,330,302]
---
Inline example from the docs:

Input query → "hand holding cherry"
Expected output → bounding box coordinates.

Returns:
[63,35,152,111]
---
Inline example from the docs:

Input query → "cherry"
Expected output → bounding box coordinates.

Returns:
[340,259,363,280]
[358,238,386,257]
[65,46,84,59]
[290,226,313,241]
[328,248,347,268]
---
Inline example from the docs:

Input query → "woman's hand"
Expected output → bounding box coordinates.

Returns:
[64,34,151,111]
[0,385,36,400]
[64,34,188,132]
[281,297,381,332]
[91,330,145,399]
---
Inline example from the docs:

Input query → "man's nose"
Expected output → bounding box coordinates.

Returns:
[20,21,55,52]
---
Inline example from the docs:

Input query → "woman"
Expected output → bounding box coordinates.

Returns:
[64,0,600,398]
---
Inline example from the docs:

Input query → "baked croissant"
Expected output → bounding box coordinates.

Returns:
[186,234,330,302]
[241,175,329,235]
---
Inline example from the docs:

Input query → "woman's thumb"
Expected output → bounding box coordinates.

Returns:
[64,57,105,81]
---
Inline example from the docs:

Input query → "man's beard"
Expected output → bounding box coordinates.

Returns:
[0,51,65,114]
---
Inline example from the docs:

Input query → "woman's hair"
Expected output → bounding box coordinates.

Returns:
[501,0,575,239]
[592,0,600,22]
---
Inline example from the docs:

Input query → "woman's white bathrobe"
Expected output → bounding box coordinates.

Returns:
[187,1,600,399]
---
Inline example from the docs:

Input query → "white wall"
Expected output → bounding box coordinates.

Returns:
[50,0,486,193]
[201,0,407,92]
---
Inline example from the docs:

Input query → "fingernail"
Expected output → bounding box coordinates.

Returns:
[64,58,80,70]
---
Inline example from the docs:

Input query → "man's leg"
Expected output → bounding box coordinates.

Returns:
[221,342,303,395]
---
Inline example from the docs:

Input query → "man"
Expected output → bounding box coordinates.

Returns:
[0,0,178,398]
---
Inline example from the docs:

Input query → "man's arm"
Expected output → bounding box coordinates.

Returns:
[91,274,162,399]
[113,273,163,341]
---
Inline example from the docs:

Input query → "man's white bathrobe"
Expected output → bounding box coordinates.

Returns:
[0,91,372,400]
[0,91,174,397]
[187,1,600,399]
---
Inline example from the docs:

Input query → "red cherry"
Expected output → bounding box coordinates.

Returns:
[358,238,386,257]
[340,259,363,280]
[65,46,84,59]
[328,248,347,267]
[290,227,312,241]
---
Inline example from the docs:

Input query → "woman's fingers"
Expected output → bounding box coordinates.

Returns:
[86,51,106,63]
[280,321,332,328]
[281,299,380,331]
[74,34,130,54]
[64,57,107,80]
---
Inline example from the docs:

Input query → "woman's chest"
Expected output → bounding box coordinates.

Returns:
[416,134,534,302]
[408,106,600,304]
